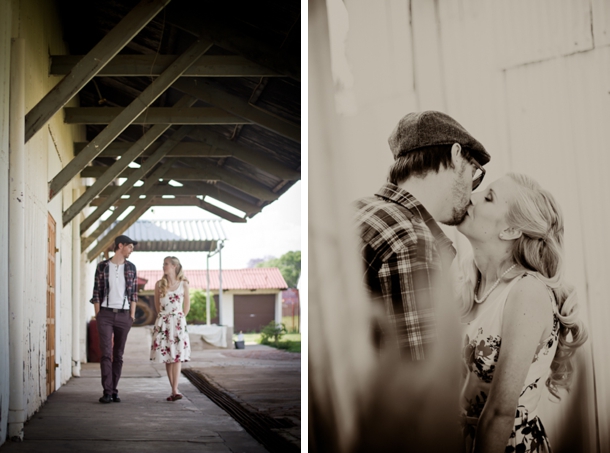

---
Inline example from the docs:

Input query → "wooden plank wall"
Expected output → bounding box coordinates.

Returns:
[320,0,610,451]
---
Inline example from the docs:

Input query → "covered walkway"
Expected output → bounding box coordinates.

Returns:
[0,328,268,453]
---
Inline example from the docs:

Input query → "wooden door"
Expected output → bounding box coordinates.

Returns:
[46,213,56,396]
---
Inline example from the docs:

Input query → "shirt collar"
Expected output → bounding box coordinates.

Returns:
[375,183,457,263]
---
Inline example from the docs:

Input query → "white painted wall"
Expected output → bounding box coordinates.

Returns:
[8,0,84,420]
[0,0,12,445]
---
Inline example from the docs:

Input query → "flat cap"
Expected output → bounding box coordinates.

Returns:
[115,235,138,248]
[388,111,490,165]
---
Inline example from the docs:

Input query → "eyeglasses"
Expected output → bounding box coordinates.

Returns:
[470,159,486,190]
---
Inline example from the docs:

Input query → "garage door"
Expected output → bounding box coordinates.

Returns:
[234,294,275,333]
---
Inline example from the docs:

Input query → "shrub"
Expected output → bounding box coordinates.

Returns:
[186,290,217,324]
[259,321,287,346]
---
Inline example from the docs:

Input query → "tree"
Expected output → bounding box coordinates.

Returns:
[256,250,301,288]
[186,290,217,324]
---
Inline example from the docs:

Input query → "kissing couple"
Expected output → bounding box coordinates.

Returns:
[355,111,588,452]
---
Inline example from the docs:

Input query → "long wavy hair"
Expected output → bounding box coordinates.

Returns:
[458,173,588,400]
[158,256,189,298]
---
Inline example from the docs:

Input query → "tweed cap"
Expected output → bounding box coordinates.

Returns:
[388,111,490,165]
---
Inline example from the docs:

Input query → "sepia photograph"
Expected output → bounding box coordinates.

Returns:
[310,1,609,452]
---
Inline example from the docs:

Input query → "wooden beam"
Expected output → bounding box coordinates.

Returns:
[78,126,190,234]
[63,106,248,125]
[63,99,195,226]
[173,78,300,143]
[81,166,278,201]
[76,134,300,180]
[166,8,299,81]
[91,182,260,216]
[81,173,167,251]
[48,38,213,201]
[75,140,215,158]
[25,0,171,143]
[50,55,283,77]
[187,127,300,181]
[197,198,247,223]
[87,197,155,261]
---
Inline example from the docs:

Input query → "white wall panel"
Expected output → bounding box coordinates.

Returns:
[592,0,610,47]
[493,0,593,69]
[0,0,11,444]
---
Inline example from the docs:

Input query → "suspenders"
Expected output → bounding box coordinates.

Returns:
[105,260,130,309]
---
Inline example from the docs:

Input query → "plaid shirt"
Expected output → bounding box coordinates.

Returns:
[355,183,456,360]
[89,259,138,307]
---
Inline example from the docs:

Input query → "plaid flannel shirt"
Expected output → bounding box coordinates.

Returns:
[89,259,138,307]
[355,183,456,361]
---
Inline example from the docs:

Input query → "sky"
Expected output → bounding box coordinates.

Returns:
[125,181,301,271]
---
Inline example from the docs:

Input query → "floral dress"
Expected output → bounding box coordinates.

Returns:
[461,274,559,453]
[150,281,191,363]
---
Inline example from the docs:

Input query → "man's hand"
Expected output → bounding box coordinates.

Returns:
[94,302,100,317]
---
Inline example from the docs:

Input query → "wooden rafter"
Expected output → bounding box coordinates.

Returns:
[63,106,249,125]
[87,197,156,261]
[91,181,260,217]
[81,166,278,202]
[50,55,283,78]
[166,8,299,81]
[75,134,299,180]
[80,126,190,234]
[63,98,196,226]
[173,78,300,143]
[25,0,171,143]
[48,37,213,201]
[81,161,176,249]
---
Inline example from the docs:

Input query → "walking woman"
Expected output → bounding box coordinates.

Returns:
[150,256,191,401]
[457,173,587,452]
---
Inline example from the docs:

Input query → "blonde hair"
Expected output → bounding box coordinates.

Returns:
[458,173,588,400]
[158,256,189,298]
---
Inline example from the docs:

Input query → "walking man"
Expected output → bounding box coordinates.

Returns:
[355,111,490,360]
[90,235,138,403]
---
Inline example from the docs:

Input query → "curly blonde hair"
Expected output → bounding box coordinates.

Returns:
[158,256,189,298]
[458,173,588,400]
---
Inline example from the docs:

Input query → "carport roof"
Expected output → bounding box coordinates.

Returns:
[124,219,226,252]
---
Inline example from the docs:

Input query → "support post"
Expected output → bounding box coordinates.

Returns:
[71,194,81,377]
[8,37,25,442]
[206,253,211,326]
[218,242,223,325]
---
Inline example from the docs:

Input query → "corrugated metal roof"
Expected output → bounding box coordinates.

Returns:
[138,268,288,291]
[124,219,227,252]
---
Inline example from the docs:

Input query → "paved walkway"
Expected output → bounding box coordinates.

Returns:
[0,327,270,453]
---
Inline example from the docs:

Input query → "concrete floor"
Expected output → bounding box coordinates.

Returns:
[0,327,270,453]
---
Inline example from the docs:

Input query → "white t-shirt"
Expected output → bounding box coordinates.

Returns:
[103,262,127,309]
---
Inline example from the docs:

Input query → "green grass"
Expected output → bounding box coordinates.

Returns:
[237,332,301,353]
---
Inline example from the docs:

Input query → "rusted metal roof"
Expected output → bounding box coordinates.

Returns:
[138,267,287,291]
[122,219,226,252]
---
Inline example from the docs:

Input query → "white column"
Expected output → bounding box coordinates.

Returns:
[205,253,210,325]
[0,0,13,444]
[71,197,81,377]
[8,36,25,441]
[217,243,223,325]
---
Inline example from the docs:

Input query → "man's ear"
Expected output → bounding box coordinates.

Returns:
[499,227,522,241]
[450,143,462,167]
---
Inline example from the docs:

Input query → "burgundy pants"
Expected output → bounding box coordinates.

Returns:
[96,309,132,396]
